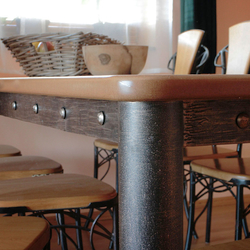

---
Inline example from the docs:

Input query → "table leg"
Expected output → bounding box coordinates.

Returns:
[119,101,183,249]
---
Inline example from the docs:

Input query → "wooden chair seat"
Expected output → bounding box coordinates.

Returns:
[0,156,63,180]
[94,139,118,151]
[0,173,118,249]
[197,238,250,250]
[0,216,50,250]
[191,158,250,182]
[183,146,239,162]
[0,173,117,210]
[0,145,21,157]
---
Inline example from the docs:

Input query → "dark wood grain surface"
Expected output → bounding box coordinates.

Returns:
[0,93,118,142]
[2,93,250,146]
[183,100,250,146]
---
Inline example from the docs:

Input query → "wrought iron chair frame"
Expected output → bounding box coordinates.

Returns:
[185,169,250,250]
[183,144,242,240]
[214,45,228,74]
[94,146,119,192]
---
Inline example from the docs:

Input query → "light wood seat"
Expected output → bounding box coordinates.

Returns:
[191,158,250,182]
[197,238,250,250]
[183,146,239,162]
[0,146,63,179]
[0,156,63,180]
[0,216,50,250]
[0,173,117,210]
[0,173,118,249]
[0,144,21,157]
[94,139,118,152]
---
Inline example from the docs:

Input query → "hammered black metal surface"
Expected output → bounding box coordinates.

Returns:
[118,101,184,250]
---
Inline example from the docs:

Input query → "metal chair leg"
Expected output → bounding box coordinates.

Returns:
[85,145,100,229]
[185,171,196,250]
[184,167,198,239]
[235,185,244,240]
[94,145,99,180]
[242,217,249,238]
[205,177,213,243]
[114,152,119,193]
[113,203,119,250]
[75,208,83,249]
[57,213,68,250]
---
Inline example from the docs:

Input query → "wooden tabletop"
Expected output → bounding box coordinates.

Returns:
[0,74,250,101]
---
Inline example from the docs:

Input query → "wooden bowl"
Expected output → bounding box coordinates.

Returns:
[82,45,148,75]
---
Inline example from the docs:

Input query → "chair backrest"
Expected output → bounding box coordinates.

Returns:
[226,21,250,74]
[168,44,209,74]
[174,29,205,75]
[215,21,250,74]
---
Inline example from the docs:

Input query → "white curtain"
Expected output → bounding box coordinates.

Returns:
[0,0,180,75]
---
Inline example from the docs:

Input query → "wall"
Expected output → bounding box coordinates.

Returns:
[217,0,250,53]
[216,0,250,73]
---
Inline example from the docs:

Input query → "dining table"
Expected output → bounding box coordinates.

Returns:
[1,74,250,249]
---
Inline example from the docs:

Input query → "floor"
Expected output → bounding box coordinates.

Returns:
[47,195,250,250]
[186,194,250,249]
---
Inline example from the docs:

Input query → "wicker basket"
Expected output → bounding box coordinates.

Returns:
[1,32,120,77]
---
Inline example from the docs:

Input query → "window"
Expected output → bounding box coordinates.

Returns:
[0,0,180,75]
